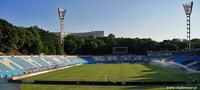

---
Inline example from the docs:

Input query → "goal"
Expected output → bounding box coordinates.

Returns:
[113,47,128,54]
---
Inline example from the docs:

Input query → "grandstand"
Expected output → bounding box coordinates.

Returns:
[0,55,199,90]
[0,54,199,78]
[0,56,87,77]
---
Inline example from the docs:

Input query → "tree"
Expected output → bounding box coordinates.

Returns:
[191,39,200,49]
[0,18,62,55]
[2,18,200,55]
[108,33,115,39]
[64,40,77,54]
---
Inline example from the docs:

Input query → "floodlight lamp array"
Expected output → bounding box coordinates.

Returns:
[58,8,66,20]
[183,1,193,15]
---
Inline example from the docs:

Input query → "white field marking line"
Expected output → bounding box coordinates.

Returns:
[12,64,82,80]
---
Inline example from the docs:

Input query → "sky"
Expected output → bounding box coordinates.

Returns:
[0,0,199,41]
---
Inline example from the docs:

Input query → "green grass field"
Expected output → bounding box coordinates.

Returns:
[20,64,200,90]
[23,64,200,82]
[20,84,167,90]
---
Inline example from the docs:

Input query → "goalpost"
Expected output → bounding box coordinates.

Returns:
[113,47,128,54]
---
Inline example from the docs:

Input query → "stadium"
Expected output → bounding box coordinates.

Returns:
[0,54,199,90]
[0,0,200,90]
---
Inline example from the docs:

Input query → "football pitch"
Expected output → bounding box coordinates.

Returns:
[20,64,200,90]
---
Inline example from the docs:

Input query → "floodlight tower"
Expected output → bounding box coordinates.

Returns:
[183,1,193,50]
[58,8,67,44]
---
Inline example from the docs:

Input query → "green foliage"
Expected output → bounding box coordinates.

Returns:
[1,18,200,55]
[0,18,62,55]
[64,35,196,55]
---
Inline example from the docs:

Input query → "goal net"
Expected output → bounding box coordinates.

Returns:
[113,47,128,54]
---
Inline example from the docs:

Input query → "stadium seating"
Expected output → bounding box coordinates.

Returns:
[155,55,200,71]
[82,55,135,63]
[189,63,200,70]
[0,56,87,77]
[0,55,199,77]
[0,63,12,72]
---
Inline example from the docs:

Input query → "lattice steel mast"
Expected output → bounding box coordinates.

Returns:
[58,8,66,44]
[183,1,193,50]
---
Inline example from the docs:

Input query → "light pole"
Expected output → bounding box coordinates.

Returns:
[183,1,193,50]
[58,8,66,44]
